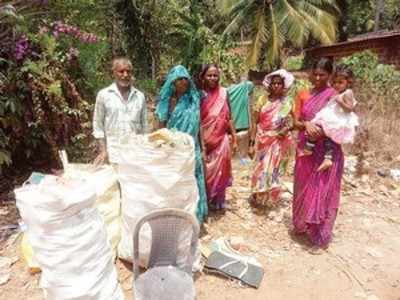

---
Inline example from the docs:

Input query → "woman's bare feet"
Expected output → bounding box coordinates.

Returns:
[308,246,328,255]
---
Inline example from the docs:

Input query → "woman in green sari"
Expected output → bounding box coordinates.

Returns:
[155,65,208,223]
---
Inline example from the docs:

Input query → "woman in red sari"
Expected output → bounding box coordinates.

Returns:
[292,58,343,252]
[199,64,238,210]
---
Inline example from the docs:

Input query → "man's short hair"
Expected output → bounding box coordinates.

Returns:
[111,57,133,71]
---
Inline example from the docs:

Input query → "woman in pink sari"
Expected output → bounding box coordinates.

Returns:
[199,64,238,210]
[292,58,343,251]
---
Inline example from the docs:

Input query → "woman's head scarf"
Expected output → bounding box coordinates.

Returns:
[156,65,200,122]
[262,69,295,90]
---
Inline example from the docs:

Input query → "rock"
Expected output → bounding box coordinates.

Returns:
[354,291,367,298]
[379,185,388,193]
[275,214,283,223]
[229,236,246,251]
[0,257,12,269]
[377,169,389,178]
[361,174,370,183]
[391,280,399,288]
[366,247,384,258]
[344,175,357,188]
[281,192,292,202]
[344,156,358,174]
[268,211,277,219]
[0,272,10,286]
[363,218,372,227]
[201,235,212,243]
[241,223,251,230]
[0,256,12,286]
[282,181,293,194]
[390,169,400,181]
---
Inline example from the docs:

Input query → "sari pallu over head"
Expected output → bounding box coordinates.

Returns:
[156,65,201,137]
[155,65,208,222]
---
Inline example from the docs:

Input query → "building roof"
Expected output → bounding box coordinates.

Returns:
[348,29,400,42]
[306,30,400,53]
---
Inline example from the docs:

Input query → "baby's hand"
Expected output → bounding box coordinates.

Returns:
[336,94,354,112]
[335,96,344,104]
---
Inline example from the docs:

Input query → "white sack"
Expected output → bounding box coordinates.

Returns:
[63,164,121,259]
[15,176,124,300]
[110,130,199,266]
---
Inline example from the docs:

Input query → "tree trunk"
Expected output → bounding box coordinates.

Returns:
[374,0,385,31]
[337,0,348,41]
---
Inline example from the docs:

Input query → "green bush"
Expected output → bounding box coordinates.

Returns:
[135,79,159,98]
[285,55,304,71]
[340,51,400,103]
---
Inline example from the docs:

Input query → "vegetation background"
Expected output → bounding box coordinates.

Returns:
[1,0,400,192]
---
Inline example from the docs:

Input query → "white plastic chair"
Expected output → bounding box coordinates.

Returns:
[133,208,200,300]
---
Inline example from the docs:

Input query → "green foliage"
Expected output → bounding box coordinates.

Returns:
[5,0,400,179]
[0,3,97,174]
[167,1,246,82]
[220,0,340,69]
[285,55,304,71]
[135,79,159,97]
[200,38,247,84]
[77,41,111,94]
[340,51,400,104]
[114,0,175,79]
[340,0,400,37]
[170,3,212,71]
[289,78,311,98]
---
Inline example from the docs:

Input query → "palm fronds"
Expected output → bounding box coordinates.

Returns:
[220,0,340,68]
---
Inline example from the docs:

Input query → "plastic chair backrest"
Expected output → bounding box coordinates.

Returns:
[133,208,200,279]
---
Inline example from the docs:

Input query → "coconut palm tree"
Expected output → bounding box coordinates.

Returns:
[220,0,341,68]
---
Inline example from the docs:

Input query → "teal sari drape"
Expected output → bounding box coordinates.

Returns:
[227,80,254,130]
[156,65,208,223]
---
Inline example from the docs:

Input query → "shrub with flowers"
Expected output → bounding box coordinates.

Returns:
[0,2,105,175]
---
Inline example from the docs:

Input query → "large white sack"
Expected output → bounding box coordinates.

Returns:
[20,165,121,273]
[63,164,121,259]
[15,176,124,300]
[110,130,199,266]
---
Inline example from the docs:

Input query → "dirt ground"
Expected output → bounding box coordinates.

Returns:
[1,157,400,300]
